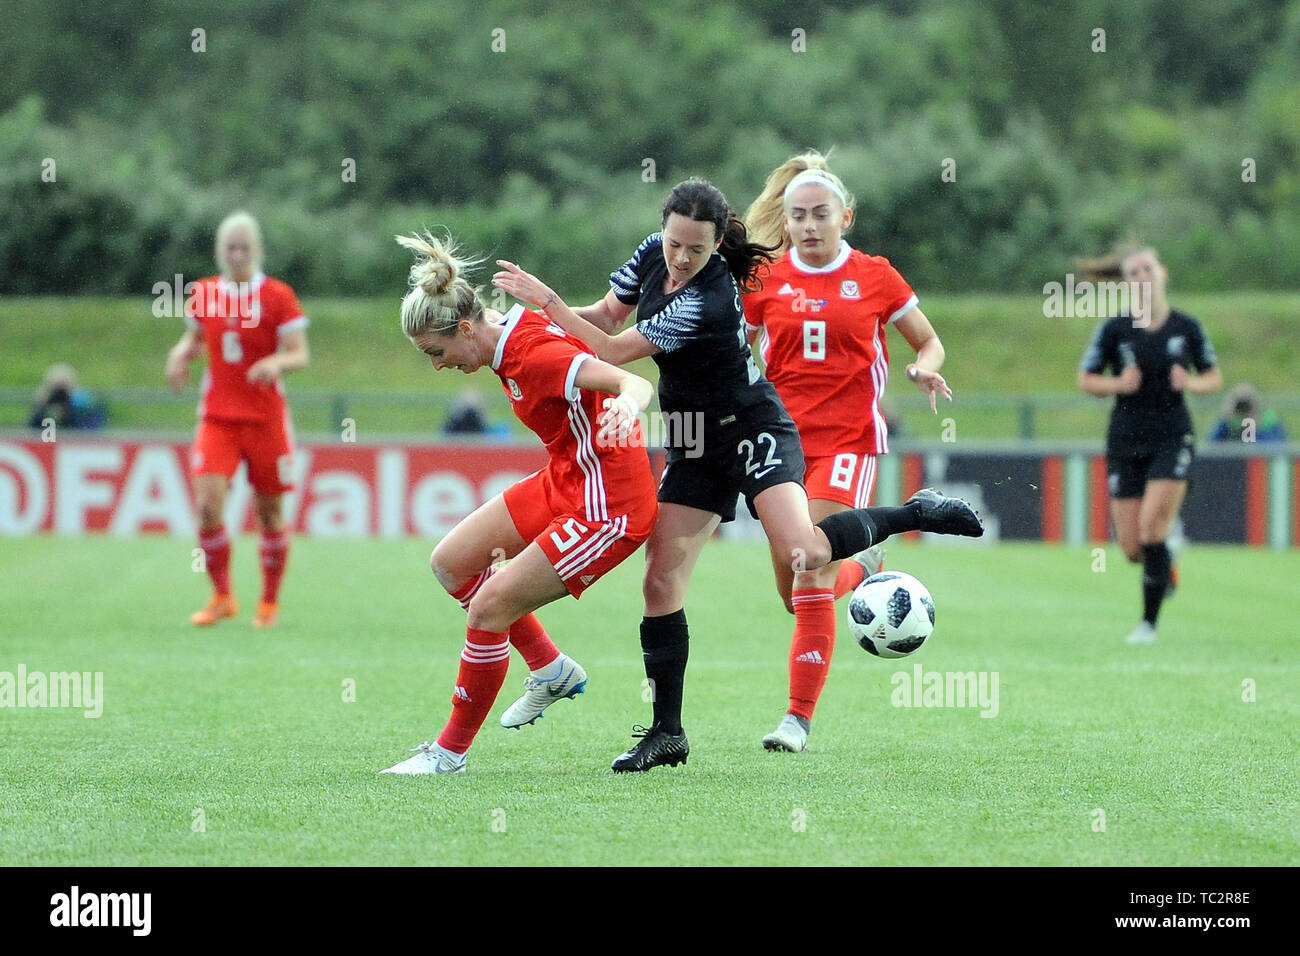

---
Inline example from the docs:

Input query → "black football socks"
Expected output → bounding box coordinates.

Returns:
[815,505,920,562]
[641,609,689,735]
[1141,542,1172,626]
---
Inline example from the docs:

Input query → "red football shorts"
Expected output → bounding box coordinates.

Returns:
[504,465,656,598]
[191,416,296,494]
[803,452,878,509]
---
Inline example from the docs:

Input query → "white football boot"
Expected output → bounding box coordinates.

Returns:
[500,653,588,729]
[380,741,467,775]
[1124,622,1157,645]
[850,543,887,579]
[762,713,809,753]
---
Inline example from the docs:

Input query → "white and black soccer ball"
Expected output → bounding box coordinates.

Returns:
[847,571,935,658]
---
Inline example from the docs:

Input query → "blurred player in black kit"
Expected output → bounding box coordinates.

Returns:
[1078,246,1222,644]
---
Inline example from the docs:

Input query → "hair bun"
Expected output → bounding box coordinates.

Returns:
[414,255,456,297]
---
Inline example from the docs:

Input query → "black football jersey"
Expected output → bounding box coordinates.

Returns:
[611,233,779,417]
[1079,309,1218,451]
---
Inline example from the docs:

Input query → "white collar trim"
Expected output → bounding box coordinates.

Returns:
[219,271,265,293]
[490,304,526,371]
[788,241,851,274]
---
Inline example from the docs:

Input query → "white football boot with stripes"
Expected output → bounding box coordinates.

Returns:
[500,654,588,728]
[380,741,467,775]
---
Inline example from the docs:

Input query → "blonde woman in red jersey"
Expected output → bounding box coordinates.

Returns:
[165,212,310,629]
[743,153,953,752]
[381,232,657,775]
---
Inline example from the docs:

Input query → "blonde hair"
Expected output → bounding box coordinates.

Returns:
[744,150,855,255]
[214,210,264,274]
[1074,237,1155,282]
[395,230,485,340]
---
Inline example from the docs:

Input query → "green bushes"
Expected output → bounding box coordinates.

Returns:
[3,0,1300,296]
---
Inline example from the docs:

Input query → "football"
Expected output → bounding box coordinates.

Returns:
[847,571,935,658]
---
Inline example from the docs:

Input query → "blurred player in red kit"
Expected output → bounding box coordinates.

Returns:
[165,211,310,629]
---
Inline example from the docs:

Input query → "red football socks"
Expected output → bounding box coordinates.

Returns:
[259,530,289,603]
[508,613,560,672]
[833,560,865,599]
[199,525,232,596]
[787,588,836,721]
[436,627,511,755]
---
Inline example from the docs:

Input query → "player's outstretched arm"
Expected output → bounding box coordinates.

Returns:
[165,328,203,393]
[895,307,951,413]
[573,291,634,334]
[248,329,309,385]
[492,260,657,366]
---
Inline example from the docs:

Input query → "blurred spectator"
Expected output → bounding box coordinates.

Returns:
[1210,383,1286,443]
[443,387,509,437]
[27,363,108,430]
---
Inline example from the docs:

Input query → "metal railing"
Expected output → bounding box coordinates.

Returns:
[5,386,1300,441]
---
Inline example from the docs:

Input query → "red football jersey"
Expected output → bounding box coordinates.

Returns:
[185,273,308,424]
[743,244,917,456]
[491,306,652,521]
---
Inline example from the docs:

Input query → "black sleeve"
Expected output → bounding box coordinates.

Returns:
[637,288,706,353]
[1079,320,1115,375]
[1186,317,1219,373]
[609,233,661,306]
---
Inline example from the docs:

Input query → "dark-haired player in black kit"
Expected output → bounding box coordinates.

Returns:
[494,179,983,771]
[1078,246,1222,645]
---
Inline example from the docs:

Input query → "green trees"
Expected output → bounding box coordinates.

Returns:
[3,0,1298,295]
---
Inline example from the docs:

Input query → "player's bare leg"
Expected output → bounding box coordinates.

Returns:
[384,542,571,776]
[429,494,529,594]
[1138,480,1187,558]
[612,503,717,773]
[468,545,588,729]
[1110,498,1142,564]
[252,493,287,628]
[766,500,884,615]
[191,474,238,625]
[431,493,578,693]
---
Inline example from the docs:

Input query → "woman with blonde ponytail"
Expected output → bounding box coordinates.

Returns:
[742,151,958,754]
[380,231,659,776]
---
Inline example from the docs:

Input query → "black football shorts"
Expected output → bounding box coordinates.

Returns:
[1107,433,1195,499]
[657,404,806,523]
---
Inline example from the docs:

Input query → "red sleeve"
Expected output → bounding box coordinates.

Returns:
[270,280,308,335]
[876,257,918,325]
[508,322,593,401]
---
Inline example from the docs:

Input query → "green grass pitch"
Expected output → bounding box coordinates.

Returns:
[1,536,1295,866]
